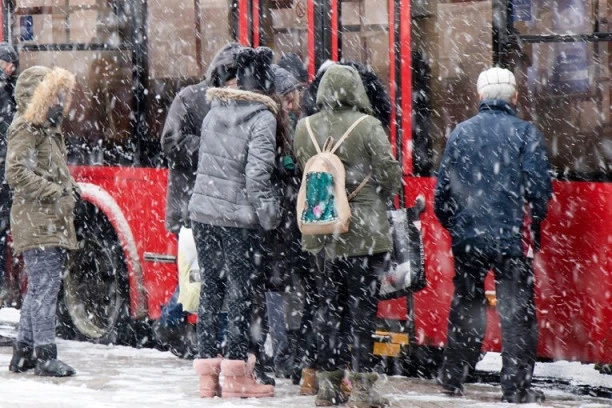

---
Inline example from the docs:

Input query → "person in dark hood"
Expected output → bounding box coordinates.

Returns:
[301,60,391,131]
[0,42,18,348]
[155,43,242,358]
[278,52,308,87]
[434,67,552,403]
[190,46,279,399]
[6,66,79,376]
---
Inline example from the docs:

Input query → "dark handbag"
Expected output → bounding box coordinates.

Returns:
[379,197,427,299]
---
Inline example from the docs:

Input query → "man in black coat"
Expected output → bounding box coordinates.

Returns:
[155,42,242,358]
[434,67,553,403]
[0,42,18,347]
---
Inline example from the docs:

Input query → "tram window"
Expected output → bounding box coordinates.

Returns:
[260,0,309,64]
[14,0,128,45]
[413,0,493,174]
[12,1,135,165]
[340,0,389,86]
[512,0,593,37]
[513,42,612,179]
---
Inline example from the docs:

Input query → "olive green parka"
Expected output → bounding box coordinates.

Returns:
[5,66,79,254]
[294,64,402,259]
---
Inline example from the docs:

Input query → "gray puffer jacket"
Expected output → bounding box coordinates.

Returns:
[188,87,280,230]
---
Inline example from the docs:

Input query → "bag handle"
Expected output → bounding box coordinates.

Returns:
[331,115,369,154]
[305,117,321,154]
[348,172,372,201]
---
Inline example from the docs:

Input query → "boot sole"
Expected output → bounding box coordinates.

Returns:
[348,403,389,408]
[35,369,76,377]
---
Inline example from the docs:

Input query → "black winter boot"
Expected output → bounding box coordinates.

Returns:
[9,342,37,373]
[35,344,76,377]
[502,388,545,404]
[254,357,276,385]
[315,370,348,406]
[348,372,390,408]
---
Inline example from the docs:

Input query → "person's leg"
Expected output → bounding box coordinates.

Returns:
[25,248,65,348]
[346,253,386,373]
[439,251,489,393]
[223,227,255,361]
[315,256,347,372]
[265,291,291,376]
[22,247,75,377]
[193,222,226,358]
[494,256,541,400]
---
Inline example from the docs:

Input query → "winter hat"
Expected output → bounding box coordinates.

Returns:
[278,52,308,83]
[477,67,516,101]
[271,64,300,96]
[0,42,18,68]
[236,47,275,94]
[206,42,242,87]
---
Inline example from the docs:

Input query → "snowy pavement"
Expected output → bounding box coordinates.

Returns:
[1,308,611,408]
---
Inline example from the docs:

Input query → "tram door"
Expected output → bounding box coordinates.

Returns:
[504,0,612,364]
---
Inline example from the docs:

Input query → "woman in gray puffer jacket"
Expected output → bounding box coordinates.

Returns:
[189,47,279,399]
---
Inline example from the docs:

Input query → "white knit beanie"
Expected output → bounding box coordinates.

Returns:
[477,67,516,101]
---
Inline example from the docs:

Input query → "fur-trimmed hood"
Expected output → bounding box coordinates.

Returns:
[15,66,76,126]
[206,87,278,115]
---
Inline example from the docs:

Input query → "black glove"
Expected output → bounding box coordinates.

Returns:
[532,220,542,253]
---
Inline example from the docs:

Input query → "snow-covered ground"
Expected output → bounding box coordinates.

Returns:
[1,308,611,408]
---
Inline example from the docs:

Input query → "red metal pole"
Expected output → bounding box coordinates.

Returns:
[330,0,338,61]
[238,0,249,46]
[388,0,397,158]
[252,0,260,47]
[307,0,315,79]
[400,0,412,174]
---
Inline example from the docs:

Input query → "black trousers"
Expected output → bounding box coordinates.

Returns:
[193,222,255,361]
[440,252,538,394]
[315,253,387,373]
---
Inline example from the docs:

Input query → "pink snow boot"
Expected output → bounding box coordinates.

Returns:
[193,357,222,397]
[221,358,275,398]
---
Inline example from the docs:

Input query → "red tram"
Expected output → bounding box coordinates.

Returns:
[1,0,610,371]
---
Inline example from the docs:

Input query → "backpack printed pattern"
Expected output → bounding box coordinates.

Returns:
[296,115,371,235]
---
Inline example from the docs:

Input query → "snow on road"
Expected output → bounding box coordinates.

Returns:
[1,308,611,408]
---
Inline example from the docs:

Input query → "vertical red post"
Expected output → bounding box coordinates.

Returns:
[400,0,412,174]
[252,0,260,47]
[330,0,338,61]
[388,0,397,158]
[238,0,249,46]
[307,0,315,79]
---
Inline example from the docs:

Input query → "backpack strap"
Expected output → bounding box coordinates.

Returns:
[330,115,369,154]
[305,117,322,154]
[348,172,372,201]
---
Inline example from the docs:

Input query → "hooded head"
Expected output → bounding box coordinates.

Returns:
[339,61,391,129]
[477,67,517,103]
[206,42,243,87]
[0,42,19,71]
[235,47,275,94]
[278,53,308,84]
[15,66,76,126]
[315,64,372,114]
[272,64,299,96]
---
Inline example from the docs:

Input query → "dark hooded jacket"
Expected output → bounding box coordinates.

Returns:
[434,99,553,256]
[301,61,392,130]
[161,43,241,233]
[294,64,402,258]
[0,42,18,217]
[5,66,79,254]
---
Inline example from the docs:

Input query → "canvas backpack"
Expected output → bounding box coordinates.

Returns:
[296,115,371,235]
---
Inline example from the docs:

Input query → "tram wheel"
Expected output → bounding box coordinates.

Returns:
[57,201,137,346]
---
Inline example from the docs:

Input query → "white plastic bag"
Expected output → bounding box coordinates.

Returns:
[177,227,201,313]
